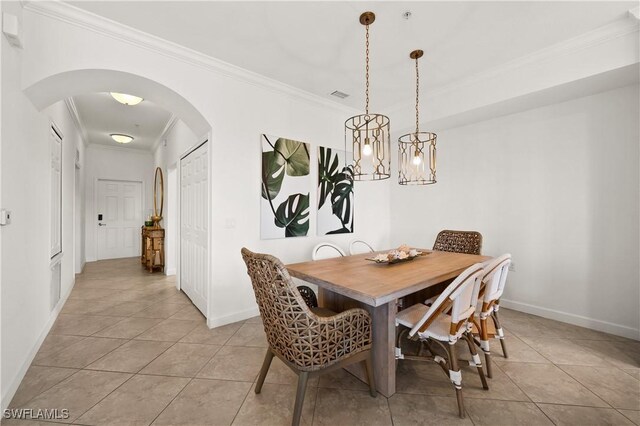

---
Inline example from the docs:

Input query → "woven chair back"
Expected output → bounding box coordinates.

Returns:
[241,248,313,365]
[433,230,483,255]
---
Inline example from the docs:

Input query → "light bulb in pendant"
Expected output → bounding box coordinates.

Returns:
[363,139,372,156]
[412,152,422,165]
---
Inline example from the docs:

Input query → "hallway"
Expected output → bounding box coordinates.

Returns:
[4,258,639,425]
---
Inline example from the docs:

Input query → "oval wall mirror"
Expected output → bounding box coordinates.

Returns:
[152,167,164,227]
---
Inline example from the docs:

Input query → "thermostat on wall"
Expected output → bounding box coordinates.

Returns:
[0,209,11,226]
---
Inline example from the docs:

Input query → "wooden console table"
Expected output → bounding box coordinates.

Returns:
[141,226,164,273]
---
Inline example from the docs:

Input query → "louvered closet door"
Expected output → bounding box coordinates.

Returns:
[180,142,209,316]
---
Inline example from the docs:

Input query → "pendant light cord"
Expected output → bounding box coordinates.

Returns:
[365,23,370,115]
[415,57,420,135]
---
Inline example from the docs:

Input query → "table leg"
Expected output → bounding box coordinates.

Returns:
[318,288,397,397]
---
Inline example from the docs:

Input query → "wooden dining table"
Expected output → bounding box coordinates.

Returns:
[286,249,491,397]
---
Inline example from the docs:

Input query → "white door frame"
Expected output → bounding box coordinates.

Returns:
[176,133,212,323]
[93,178,145,261]
[165,164,178,276]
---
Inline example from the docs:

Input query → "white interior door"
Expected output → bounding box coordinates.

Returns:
[180,142,209,315]
[97,180,142,260]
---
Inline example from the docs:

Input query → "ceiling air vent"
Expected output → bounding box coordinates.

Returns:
[330,90,349,99]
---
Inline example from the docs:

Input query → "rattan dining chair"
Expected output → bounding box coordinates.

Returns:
[312,242,346,260]
[395,263,489,418]
[241,248,376,426]
[433,230,483,255]
[349,239,375,255]
[475,254,512,378]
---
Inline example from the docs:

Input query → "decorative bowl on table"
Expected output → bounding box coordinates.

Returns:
[366,245,428,264]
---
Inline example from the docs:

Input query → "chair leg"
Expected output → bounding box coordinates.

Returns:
[363,354,377,397]
[292,372,309,426]
[492,308,508,359]
[447,341,465,419]
[464,332,488,390]
[479,316,493,378]
[255,349,274,394]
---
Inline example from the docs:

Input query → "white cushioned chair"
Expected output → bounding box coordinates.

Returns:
[476,253,511,378]
[312,242,346,260]
[349,239,375,255]
[395,263,489,418]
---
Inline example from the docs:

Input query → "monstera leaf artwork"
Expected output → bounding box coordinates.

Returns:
[261,134,310,239]
[274,193,310,237]
[317,147,354,235]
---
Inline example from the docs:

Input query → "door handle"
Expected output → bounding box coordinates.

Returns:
[98,223,107,226]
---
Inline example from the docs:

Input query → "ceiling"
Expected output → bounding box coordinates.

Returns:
[73,92,173,151]
[69,1,636,112]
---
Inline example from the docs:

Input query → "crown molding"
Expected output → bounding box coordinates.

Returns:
[63,97,88,147]
[22,0,359,116]
[151,114,178,153]
[386,12,640,115]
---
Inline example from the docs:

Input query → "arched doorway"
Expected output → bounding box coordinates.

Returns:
[24,68,213,319]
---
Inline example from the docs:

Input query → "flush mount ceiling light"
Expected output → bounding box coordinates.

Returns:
[345,11,391,181]
[110,92,143,106]
[398,50,437,185]
[110,134,134,144]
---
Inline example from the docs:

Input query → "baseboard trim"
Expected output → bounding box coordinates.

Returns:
[1,279,76,410]
[500,298,640,340]
[207,307,260,329]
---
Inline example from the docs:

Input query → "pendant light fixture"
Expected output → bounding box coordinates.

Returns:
[398,50,437,185]
[345,12,390,181]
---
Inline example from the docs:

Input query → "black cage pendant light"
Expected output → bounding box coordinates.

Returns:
[398,50,437,185]
[345,12,391,181]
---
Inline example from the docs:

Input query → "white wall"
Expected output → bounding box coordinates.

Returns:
[84,145,154,261]
[17,6,391,330]
[153,119,199,277]
[1,1,85,406]
[390,85,640,339]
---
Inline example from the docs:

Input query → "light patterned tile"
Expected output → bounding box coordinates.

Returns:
[500,363,608,406]
[134,319,200,342]
[465,399,552,425]
[49,314,125,336]
[140,343,221,377]
[33,337,126,368]
[153,379,251,425]
[197,345,264,382]
[86,340,173,373]
[92,317,163,339]
[9,366,78,408]
[233,383,317,426]
[313,387,391,426]
[225,322,268,348]
[560,365,640,410]
[19,370,131,423]
[75,375,189,425]
[180,322,242,345]
[538,404,634,425]
[389,393,473,425]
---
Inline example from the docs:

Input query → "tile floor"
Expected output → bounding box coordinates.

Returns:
[6,258,640,425]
